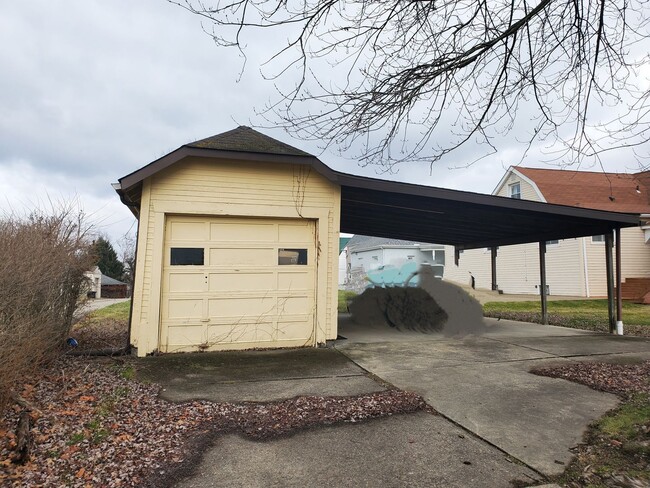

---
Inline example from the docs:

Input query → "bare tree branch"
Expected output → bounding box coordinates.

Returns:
[172,0,650,170]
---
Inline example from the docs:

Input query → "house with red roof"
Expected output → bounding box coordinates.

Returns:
[444,166,650,301]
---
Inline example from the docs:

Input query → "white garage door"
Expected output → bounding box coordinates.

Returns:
[160,215,317,352]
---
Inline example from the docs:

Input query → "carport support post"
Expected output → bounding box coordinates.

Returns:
[539,241,548,325]
[615,229,624,335]
[605,232,616,334]
[490,247,498,291]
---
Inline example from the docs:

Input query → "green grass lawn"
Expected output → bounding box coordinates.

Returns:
[86,300,131,322]
[338,290,358,313]
[484,299,650,335]
[555,393,650,486]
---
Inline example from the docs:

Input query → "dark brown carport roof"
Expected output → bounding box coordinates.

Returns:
[115,128,640,250]
[336,173,639,249]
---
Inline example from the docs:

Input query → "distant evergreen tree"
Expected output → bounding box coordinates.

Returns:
[92,237,124,280]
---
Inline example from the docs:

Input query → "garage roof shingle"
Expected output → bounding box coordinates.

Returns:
[187,126,312,157]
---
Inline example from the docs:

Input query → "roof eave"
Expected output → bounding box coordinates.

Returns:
[336,172,640,225]
[118,146,340,194]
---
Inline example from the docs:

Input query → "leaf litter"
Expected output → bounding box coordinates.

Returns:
[0,356,428,487]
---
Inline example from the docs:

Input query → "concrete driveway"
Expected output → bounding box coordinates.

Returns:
[139,316,650,487]
[139,346,541,487]
[336,314,650,476]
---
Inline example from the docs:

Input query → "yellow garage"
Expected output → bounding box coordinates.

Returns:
[114,127,340,356]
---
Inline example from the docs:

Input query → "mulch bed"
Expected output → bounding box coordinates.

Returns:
[0,356,428,487]
[532,360,650,397]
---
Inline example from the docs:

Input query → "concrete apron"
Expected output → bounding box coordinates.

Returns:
[136,348,385,403]
[336,315,650,476]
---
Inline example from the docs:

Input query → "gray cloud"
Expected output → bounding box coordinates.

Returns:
[0,0,644,245]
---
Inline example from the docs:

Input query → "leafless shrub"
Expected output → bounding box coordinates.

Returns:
[0,206,94,410]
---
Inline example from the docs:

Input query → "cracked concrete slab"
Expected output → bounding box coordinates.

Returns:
[337,315,650,476]
[177,412,542,488]
[136,348,384,403]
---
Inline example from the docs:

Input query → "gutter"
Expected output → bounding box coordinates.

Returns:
[112,182,140,218]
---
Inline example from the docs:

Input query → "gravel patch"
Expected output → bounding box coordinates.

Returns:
[0,357,428,487]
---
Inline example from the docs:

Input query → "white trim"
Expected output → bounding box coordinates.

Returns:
[491,167,547,202]
[508,181,522,199]
[581,236,590,298]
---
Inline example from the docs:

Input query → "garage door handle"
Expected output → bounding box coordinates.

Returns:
[200,318,210,323]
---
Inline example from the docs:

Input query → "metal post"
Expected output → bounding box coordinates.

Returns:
[615,228,624,335]
[605,232,616,334]
[491,247,498,291]
[539,241,548,325]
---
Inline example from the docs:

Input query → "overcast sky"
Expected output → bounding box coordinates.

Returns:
[2,1,646,248]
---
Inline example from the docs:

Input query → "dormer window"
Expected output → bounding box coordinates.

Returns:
[509,182,521,199]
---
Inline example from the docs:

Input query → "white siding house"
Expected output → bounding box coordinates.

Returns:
[344,235,444,291]
[444,166,650,298]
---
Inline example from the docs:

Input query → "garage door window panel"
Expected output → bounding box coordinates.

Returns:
[170,248,204,266]
[278,248,308,265]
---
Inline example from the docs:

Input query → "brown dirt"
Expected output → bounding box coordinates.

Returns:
[71,318,129,352]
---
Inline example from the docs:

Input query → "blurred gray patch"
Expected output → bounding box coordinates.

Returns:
[348,264,486,337]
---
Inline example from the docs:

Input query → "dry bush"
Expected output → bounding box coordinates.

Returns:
[0,207,94,410]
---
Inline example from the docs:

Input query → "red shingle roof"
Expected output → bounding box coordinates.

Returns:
[514,166,650,214]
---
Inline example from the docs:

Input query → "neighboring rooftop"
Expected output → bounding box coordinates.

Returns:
[347,235,442,252]
[187,126,313,157]
[101,274,126,286]
[515,166,650,214]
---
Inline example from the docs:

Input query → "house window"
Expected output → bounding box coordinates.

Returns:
[592,235,605,243]
[170,248,204,266]
[509,182,521,199]
[278,248,308,265]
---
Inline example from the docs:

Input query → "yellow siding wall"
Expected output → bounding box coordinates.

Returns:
[584,227,650,297]
[496,172,542,200]
[443,241,586,296]
[442,246,492,289]
[130,157,341,356]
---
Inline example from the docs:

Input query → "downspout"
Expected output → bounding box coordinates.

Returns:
[581,237,590,298]
[616,228,624,335]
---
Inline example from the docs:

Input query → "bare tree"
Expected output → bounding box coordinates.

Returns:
[172,0,650,170]
[0,204,94,410]
[119,232,136,291]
